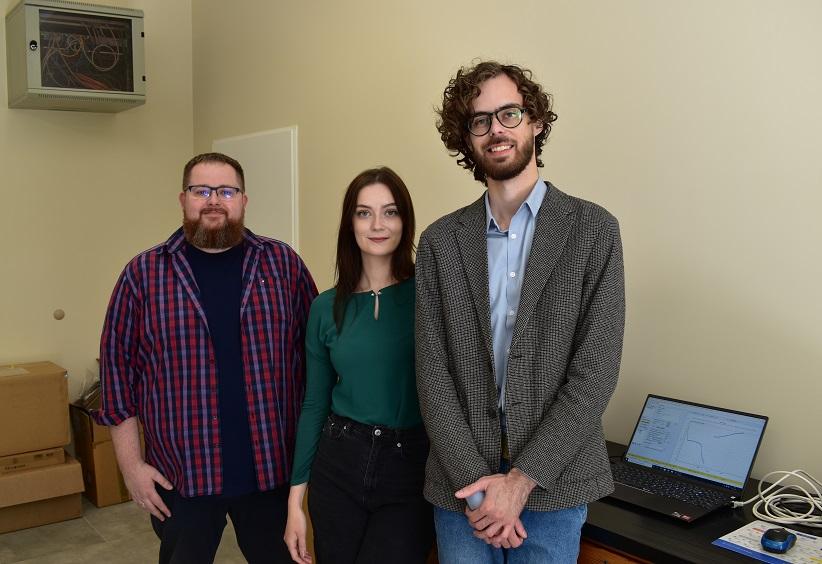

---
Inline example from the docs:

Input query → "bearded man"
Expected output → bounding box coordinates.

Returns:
[95,152,317,563]
[416,61,626,563]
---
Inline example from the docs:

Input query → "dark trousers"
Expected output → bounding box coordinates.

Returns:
[308,413,434,564]
[151,485,290,564]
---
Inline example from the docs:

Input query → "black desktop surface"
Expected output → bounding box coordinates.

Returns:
[583,442,820,563]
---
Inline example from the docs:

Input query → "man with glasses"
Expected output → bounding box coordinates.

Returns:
[95,152,317,563]
[416,61,625,562]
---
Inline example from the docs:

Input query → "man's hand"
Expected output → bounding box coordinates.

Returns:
[122,461,173,521]
[109,417,171,520]
[456,468,536,548]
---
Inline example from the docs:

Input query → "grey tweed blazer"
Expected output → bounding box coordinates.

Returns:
[415,181,625,512]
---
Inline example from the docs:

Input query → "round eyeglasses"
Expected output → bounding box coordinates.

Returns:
[467,106,527,136]
[185,185,243,200]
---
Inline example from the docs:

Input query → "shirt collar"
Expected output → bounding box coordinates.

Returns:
[484,178,548,233]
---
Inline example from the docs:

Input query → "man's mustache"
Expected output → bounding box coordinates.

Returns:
[483,135,515,149]
[200,207,227,216]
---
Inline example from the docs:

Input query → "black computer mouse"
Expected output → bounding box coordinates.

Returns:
[761,527,797,554]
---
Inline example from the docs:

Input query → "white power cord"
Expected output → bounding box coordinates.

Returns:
[732,469,822,528]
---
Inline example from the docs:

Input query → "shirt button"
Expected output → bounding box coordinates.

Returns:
[509,272,516,278]
[396,442,402,448]
[508,310,515,316]
[510,233,517,239]
[212,416,218,421]
[374,429,382,437]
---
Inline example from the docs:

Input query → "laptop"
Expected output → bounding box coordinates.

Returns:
[607,394,768,523]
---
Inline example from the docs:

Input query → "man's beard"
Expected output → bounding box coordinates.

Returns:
[476,134,534,182]
[182,209,245,249]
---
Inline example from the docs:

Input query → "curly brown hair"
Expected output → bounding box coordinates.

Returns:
[436,61,558,184]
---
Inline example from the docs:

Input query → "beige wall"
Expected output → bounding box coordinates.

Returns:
[192,1,822,479]
[2,0,817,482]
[0,0,193,399]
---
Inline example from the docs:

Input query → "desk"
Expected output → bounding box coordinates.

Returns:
[580,441,819,563]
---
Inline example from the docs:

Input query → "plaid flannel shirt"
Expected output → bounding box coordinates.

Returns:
[94,228,317,497]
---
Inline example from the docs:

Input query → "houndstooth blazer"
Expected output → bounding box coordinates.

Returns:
[415,181,625,512]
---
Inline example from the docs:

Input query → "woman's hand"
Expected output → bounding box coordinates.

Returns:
[284,484,312,564]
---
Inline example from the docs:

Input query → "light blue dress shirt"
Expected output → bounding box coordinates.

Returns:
[485,179,547,409]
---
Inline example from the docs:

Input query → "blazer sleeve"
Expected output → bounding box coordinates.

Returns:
[513,214,625,489]
[415,232,493,490]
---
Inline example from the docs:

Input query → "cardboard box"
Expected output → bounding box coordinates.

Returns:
[70,404,134,507]
[0,455,84,533]
[0,362,70,457]
[0,446,65,475]
[69,403,112,445]
[79,440,130,507]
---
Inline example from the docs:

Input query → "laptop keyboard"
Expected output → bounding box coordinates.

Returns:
[611,462,730,510]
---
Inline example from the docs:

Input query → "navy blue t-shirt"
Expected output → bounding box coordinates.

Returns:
[186,242,256,497]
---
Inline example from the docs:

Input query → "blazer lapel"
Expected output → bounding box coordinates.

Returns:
[456,196,495,363]
[511,184,574,348]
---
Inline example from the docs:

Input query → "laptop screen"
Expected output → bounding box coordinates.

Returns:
[624,395,768,491]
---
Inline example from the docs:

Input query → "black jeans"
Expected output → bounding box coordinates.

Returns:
[151,485,290,564]
[308,413,434,564]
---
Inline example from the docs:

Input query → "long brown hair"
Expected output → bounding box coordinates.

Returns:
[436,60,558,185]
[333,167,416,331]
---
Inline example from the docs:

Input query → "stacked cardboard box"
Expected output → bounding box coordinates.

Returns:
[0,361,84,533]
[1,447,64,474]
[70,403,134,507]
[0,456,84,533]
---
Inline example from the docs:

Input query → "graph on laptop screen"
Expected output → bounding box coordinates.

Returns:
[624,396,767,490]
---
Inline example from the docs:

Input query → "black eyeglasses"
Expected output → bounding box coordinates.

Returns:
[467,106,527,136]
[185,185,243,200]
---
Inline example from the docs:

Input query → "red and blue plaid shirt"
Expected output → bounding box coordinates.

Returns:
[94,228,317,497]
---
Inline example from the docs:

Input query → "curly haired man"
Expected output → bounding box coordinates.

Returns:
[416,61,626,563]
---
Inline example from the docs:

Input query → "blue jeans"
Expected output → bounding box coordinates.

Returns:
[433,503,587,564]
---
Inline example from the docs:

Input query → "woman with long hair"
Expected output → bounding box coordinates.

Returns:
[284,167,433,563]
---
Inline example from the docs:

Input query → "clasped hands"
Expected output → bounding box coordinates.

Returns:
[455,468,536,549]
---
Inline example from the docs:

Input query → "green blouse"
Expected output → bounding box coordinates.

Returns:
[290,277,421,485]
